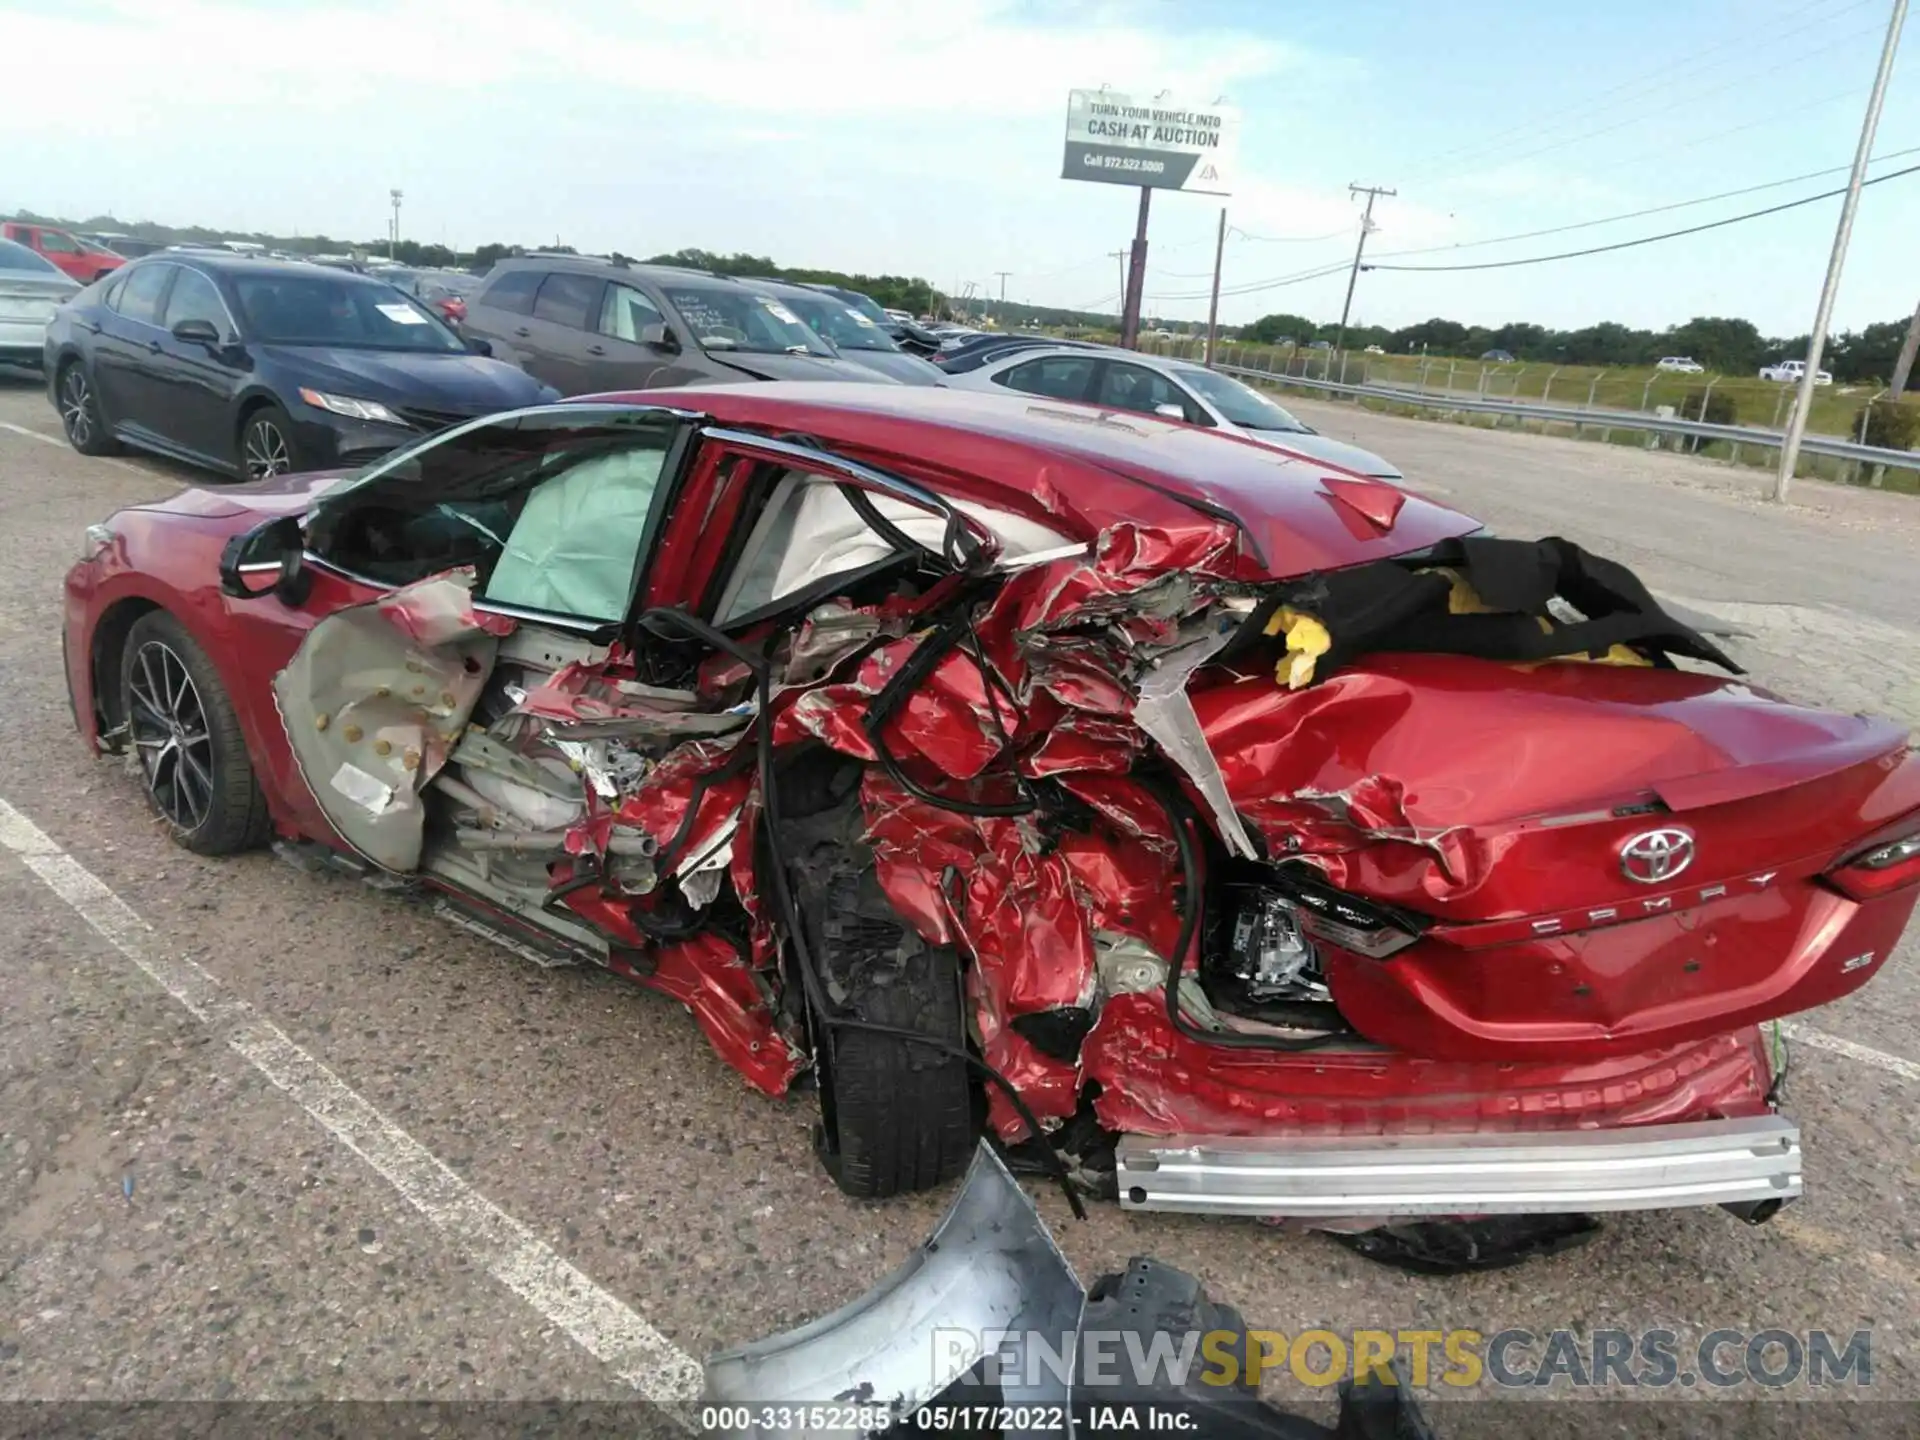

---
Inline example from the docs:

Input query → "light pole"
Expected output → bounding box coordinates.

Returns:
[388,188,403,260]
[1334,184,1394,361]
[1772,0,1906,500]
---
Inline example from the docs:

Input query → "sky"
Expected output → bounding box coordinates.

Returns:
[6,0,1919,337]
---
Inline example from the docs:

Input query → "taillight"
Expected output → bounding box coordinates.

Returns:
[1271,864,1425,958]
[1826,817,1920,901]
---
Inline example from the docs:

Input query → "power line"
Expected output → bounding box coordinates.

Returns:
[1427,18,1889,183]
[1364,160,1920,273]
[1147,259,1352,302]
[1371,142,1920,259]
[1411,0,1874,180]
[1146,224,1355,278]
[1228,222,1356,244]
[1530,81,1875,184]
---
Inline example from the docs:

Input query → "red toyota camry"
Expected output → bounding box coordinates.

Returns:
[62,384,1920,1244]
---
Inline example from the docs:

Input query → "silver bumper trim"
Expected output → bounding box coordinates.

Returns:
[1115,1115,1801,1218]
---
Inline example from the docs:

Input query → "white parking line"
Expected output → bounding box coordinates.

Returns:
[0,794,705,1406]
[1781,1020,1920,1084]
[0,420,63,446]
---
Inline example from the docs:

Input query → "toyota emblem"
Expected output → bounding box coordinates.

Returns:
[1619,827,1696,884]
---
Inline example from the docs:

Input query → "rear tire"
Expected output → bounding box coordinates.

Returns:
[57,361,121,456]
[118,611,272,856]
[779,754,977,1199]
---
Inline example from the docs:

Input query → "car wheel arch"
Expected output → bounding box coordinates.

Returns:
[234,390,282,436]
[88,595,164,752]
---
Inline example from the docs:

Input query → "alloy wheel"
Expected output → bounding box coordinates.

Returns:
[243,418,291,479]
[127,639,215,833]
[60,368,94,448]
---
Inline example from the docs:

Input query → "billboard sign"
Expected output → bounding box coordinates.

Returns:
[1061,90,1236,195]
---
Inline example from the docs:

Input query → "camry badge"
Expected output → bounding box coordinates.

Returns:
[1620,827,1696,885]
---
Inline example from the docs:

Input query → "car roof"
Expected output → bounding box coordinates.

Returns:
[128,253,392,283]
[484,256,737,284]
[580,382,1476,580]
[734,276,822,299]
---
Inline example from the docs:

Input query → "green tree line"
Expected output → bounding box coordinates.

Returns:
[1236,310,1911,383]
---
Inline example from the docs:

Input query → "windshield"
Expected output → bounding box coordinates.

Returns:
[423,272,479,296]
[1175,367,1309,432]
[232,274,466,351]
[0,238,64,276]
[826,288,891,326]
[778,291,899,352]
[660,284,834,356]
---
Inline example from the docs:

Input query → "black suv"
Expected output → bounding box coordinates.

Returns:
[462,258,896,395]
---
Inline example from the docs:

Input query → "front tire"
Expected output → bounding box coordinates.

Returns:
[239,403,303,480]
[118,611,271,855]
[57,361,121,456]
[778,753,977,1199]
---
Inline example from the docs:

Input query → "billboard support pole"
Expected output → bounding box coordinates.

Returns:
[1204,206,1227,367]
[1120,186,1152,349]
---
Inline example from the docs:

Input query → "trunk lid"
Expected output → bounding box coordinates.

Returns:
[1200,652,1912,921]
[1199,652,1920,1060]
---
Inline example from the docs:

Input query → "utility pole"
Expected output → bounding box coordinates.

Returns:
[388,188,403,260]
[993,270,1011,327]
[1204,207,1228,367]
[1334,184,1394,360]
[1775,0,1906,500]
[1890,295,1920,394]
[1108,250,1128,320]
[1119,188,1153,349]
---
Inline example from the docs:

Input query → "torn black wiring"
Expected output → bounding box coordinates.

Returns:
[632,605,1085,1219]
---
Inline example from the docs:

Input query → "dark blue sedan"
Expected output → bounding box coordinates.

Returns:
[44,254,557,479]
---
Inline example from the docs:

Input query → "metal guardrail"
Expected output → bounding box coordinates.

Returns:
[1212,362,1920,473]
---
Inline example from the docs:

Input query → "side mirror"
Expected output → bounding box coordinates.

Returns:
[465,336,493,357]
[171,318,222,347]
[640,322,680,354]
[1154,403,1187,420]
[217,514,310,604]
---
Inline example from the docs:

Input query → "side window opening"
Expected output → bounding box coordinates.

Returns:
[309,411,680,618]
[712,471,913,626]
[479,269,541,316]
[481,445,666,621]
[994,356,1095,400]
[712,466,1075,628]
[532,272,604,331]
[598,283,666,342]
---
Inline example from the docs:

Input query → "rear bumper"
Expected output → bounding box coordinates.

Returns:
[1116,1113,1801,1220]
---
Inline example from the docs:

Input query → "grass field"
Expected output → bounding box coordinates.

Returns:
[1116,336,1920,493]
[1158,339,1891,437]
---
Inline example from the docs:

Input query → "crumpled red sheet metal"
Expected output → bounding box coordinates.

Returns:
[515,658,717,726]
[603,934,802,1098]
[858,768,1183,1141]
[775,637,1009,781]
[610,737,751,859]
[1080,993,1771,1138]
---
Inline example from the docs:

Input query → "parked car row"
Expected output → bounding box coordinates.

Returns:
[2,221,126,284]
[0,239,81,368]
[43,253,556,478]
[28,241,1407,485]
[932,332,1404,477]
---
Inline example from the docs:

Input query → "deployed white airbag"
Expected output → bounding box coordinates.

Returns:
[484,447,665,621]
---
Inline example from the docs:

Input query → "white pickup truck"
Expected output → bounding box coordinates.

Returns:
[1759,358,1833,385]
